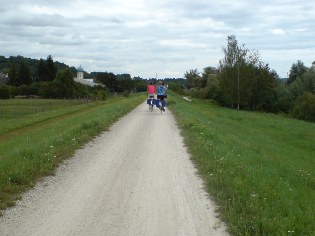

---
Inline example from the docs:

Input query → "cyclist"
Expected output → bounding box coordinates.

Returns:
[156,81,166,112]
[162,82,168,99]
[147,81,156,111]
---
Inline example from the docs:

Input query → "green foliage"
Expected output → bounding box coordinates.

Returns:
[18,61,32,85]
[46,55,57,81]
[54,69,76,98]
[122,90,130,97]
[1,55,148,99]
[116,74,133,93]
[96,72,117,92]
[8,64,18,86]
[288,60,308,84]
[38,81,60,98]
[1,55,74,84]
[184,69,203,89]
[218,35,277,110]
[133,79,147,92]
[178,35,315,122]
[291,92,315,121]
[168,81,186,95]
[36,59,49,82]
[93,88,108,100]
[0,85,10,99]
[274,84,293,113]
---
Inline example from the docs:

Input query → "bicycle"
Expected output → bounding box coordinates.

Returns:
[148,95,154,112]
[156,96,166,114]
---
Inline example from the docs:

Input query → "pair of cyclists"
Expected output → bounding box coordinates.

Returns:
[147,81,168,112]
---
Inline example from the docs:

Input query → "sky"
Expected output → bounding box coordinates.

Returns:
[0,0,314,79]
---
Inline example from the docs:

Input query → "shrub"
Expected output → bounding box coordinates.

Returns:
[291,92,315,122]
[123,90,130,97]
[0,85,10,99]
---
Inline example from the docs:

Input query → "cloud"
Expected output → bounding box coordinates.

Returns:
[271,28,286,35]
[0,0,314,78]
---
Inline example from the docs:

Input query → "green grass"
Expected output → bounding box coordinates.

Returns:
[168,92,315,236]
[0,94,145,212]
[0,98,97,134]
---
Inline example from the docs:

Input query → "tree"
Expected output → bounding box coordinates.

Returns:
[291,92,315,122]
[219,35,247,108]
[184,69,201,89]
[46,55,57,81]
[18,61,32,85]
[302,66,315,94]
[274,79,293,113]
[8,64,18,86]
[54,69,75,97]
[288,60,308,84]
[202,67,220,99]
[96,72,117,92]
[0,85,10,98]
[36,58,49,82]
[218,35,278,110]
[116,74,133,93]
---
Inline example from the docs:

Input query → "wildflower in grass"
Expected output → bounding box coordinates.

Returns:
[50,145,54,148]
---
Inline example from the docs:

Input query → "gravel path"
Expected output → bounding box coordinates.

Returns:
[0,102,228,236]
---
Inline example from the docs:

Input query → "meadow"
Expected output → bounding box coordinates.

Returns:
[0,94,145,212]
[0,98,95,134]
[169,92,315,235]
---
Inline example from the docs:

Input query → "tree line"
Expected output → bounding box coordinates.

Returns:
[173,35,315,122]
[0,55,148,100]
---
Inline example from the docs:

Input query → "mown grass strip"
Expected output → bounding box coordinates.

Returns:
[168,92,315,235]
[0,94,145,212]
[0,99,107,134]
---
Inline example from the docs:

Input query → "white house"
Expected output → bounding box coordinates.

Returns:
[74,65,102,87]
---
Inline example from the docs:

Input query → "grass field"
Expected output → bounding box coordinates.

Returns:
[169,92,315,235]
[0,94,145,212]
[0,98,96,134]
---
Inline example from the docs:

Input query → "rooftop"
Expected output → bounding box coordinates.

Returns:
[77,65,84,72]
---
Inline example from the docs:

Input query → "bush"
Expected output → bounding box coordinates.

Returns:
[275,86,293,113]
[291,92,315,122]
[0,85,10,99]
[38,81,61,98]
[20,83,41,96]
[123,90,130,97]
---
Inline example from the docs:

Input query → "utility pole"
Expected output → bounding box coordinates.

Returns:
[237,46,240,110]
[237,61,240,110]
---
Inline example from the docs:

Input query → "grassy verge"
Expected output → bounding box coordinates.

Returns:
[0,94,145,212]
[168,92,315,235]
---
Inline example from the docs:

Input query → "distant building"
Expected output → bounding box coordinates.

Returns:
[77,65,84,80]
[74,65,103,87]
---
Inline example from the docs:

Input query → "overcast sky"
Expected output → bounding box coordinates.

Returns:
[0,0,314,79]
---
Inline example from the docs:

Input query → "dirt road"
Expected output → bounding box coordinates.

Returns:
[0,102,228,236]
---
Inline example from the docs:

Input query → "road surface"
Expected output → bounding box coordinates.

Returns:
[0,102,228,236]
